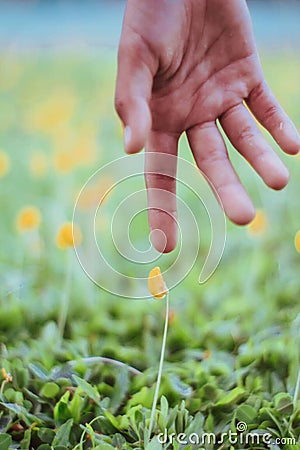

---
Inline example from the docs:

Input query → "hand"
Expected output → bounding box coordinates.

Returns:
[115,0,300,253]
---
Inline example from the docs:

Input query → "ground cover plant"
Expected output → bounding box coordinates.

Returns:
[0,52,300,449]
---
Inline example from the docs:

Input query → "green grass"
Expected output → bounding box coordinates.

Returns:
[0,52,300,449]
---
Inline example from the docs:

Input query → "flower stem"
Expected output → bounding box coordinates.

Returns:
[0,380,7,398]
[293,366,300,408]
[58,249,73,340]
[148,291,169,438]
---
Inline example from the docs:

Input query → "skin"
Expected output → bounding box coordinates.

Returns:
[115,0,300,253]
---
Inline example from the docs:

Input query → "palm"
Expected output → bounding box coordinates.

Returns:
[116,0,300,252]
[149,0,259,132]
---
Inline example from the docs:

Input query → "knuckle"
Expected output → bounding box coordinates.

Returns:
[114,95,126,117]
[145,172,175,189]
[263,104,279,125]
[236,125,255,143]
[200,148,227,167]
[119,32,150,63]
[250,81,266,103]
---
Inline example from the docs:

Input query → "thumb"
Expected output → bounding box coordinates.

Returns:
[115,31,156,154]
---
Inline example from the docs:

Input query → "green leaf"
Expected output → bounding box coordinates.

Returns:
[145,436,163,450]
[127,386,154,409]
[215,387,245,407]
[0,402,40,426]
[0,434,12,450]
[260,407,283,434]
[158,396,169,429]
[110,367,129,413]
[41,382,60,398]
[104,410,120,430]
[199,383,219,402]
[52,418,73,446]
[166,374,192,398]
[20,428,31,450]
[92,445,116,450]
[160,395,168,418]
[112,433,127,448]
[72,375,102,407]
[185,412,204,435]
[37,427,56,443]
[53,391,71,424]
[29,363,49,381]
[274,392,294,415]
[235,404,257,424]
[69,390,83,423]
[12,366,29,389]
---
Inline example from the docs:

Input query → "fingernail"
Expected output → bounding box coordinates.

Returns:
[124,126,131,151]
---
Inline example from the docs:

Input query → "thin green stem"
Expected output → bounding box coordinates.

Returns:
[293,313,300,408]
[73,414,104,450]
[0,380,7,398]
[58,249,73,340]
[148,291,169,438]
[294,365,300,408]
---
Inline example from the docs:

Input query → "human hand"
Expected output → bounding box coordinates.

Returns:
[115,0,300,252]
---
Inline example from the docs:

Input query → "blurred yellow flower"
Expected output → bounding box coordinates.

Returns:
[29,152,47,178]
[16,207,41,232]
[73,138,97,167]
[148,267,167,299]
[52,127,98,173]
[167,309,176,324]
[0,151,10,177]
[295,230,300,254]
[203,350,212,359]
[56,222,82,249]
[53,151,76,173]
[26,90,76,133]
[247,209,268,236]
[76,176,113,210]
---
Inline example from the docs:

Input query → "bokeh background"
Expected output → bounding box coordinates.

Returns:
[0,1,300,448]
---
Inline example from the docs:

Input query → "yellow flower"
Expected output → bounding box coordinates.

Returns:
[148,267,167,299]
[0,151,10,177]
[16,207,41,232]
[295,230,300,254]
[247,209,268,236]
[1,367,12,382]
[56,222,82,249]
[29,152,47,178]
